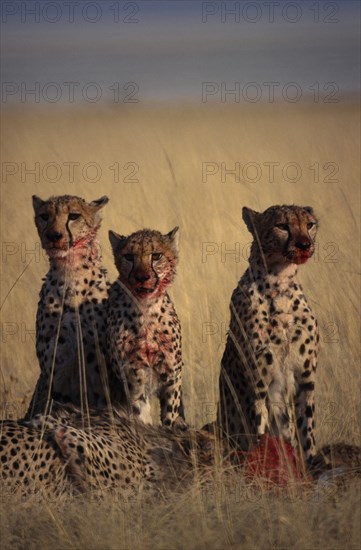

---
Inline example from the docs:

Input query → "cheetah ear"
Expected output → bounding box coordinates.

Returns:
[166,226,179,253]
[242,207,260,235]
[108,230,127,253]
[53,427,89,491]
[303,206,314,215]
[89,196,109,210]
[32,195,46,213]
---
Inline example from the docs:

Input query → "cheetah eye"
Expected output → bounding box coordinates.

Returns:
[68,213,81,221]
[124,254,134,262]
[275,223,289,231]
[152,253,163,261]
[40,213,49,222]
[307,222,315,230]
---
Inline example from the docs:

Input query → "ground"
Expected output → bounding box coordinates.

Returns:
[0,101,360,549]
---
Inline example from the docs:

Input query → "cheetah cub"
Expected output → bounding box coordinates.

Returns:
[107,227,185,427]
[217,205,319,465]
[27,195,121,418]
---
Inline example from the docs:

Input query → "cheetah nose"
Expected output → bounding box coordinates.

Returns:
[46,230,63,243]
[134,273,151,283]
[296,239,311,250]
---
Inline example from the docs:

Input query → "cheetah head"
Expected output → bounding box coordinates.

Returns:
[242,204,318,268]
[109,227,179,300]
[32,195,109,261]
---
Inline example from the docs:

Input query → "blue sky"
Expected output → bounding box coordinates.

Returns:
[2,1,360,103]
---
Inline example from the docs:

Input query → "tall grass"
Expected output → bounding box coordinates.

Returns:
[0,101,360,548]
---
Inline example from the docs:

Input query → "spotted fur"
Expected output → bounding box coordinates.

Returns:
[0,419,71,496]
[1,406,218,496]
[3,410,358,496]
[26,195,122,419]
[107,228,185,427]
[217,204,319,464]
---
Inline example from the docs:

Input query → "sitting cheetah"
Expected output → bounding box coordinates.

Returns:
[1,405,218,497]
[107,227,185,427]
[26,195,123,418]
[217,204,319,465]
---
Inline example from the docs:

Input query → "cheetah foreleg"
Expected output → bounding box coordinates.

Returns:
[159,363,185,428]
[295,380,316,464]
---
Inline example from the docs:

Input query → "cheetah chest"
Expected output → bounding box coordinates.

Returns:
[38,278,107,362]
[117,319,176,375]
[267,293,312,402]
[271,294,296,342]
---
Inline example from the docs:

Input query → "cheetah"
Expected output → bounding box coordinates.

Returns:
[26,195,123,419]
[3,408,359,497]
[216,204,319,465]
[0,418,73,496]
[311,443,361,477]
[107,227,185,427]
[1,405,218,497]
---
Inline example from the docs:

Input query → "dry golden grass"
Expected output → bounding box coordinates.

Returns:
[1,101,360,548]
[1,480,360,550]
